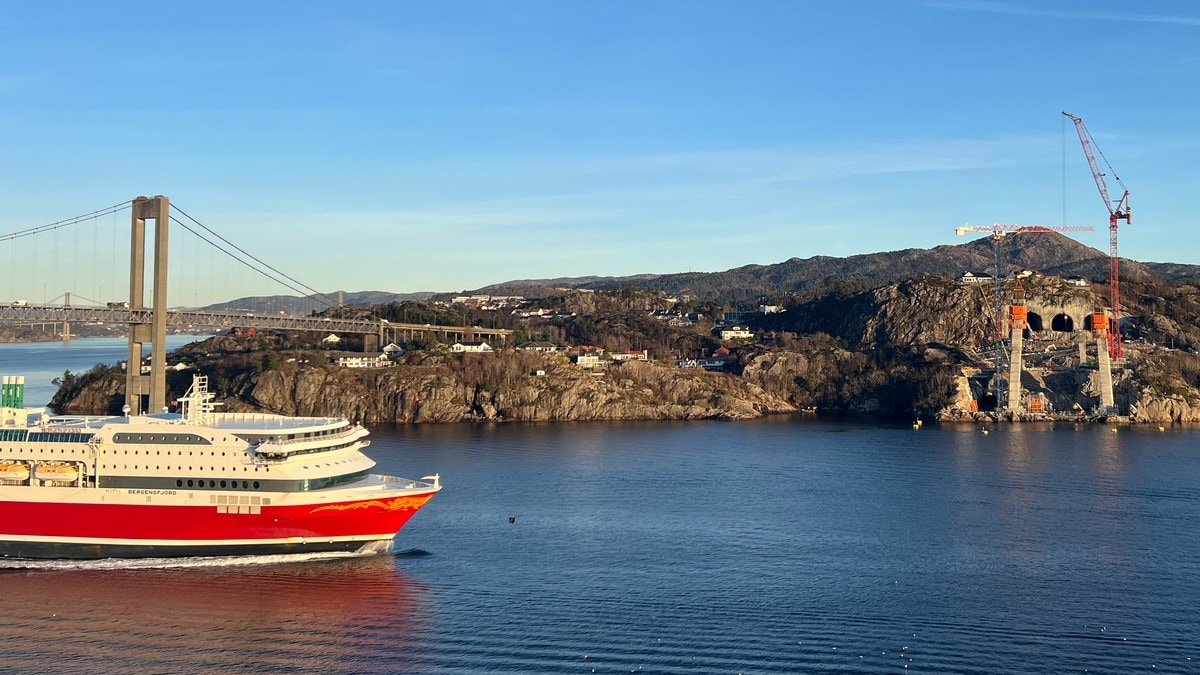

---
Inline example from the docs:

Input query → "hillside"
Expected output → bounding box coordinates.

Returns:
[199,290,435,313]
[472,232,1200,303]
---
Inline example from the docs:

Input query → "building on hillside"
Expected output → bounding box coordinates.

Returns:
[573,353,605,369]
[452,341,493,353]
[698,347,734,371]
[959,272,993,284]
[336,354,394,369]
[698,357,733,371]
[382,343,405,357]
[719,326,754,341]
[611,350,649,362]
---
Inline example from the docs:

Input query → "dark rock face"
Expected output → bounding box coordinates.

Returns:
[203,355,795,424]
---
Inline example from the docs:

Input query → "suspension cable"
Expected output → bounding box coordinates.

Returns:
[0,201,131,242]
[169,204,338,308]
[167,216,315,301]
[169,208,338,309]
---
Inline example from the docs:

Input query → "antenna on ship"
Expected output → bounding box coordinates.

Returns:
[178,374,221,425]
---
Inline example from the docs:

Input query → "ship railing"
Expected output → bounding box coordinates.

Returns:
[379,473,441,490]
[256,426,364,447]
[254,434,366,459]
[44,414,112,427]
[215,411,345,427]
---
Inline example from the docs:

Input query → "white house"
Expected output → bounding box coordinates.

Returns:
[321,333,341,344]
[610,350,649,362]
[452,341,493,353]
[573,353,605,369]
[382,342,405,357]
[515,341,558,352]
[336,354,394,369]
[719,326,754,341]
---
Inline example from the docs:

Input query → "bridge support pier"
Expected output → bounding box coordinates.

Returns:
[125,196,170,415]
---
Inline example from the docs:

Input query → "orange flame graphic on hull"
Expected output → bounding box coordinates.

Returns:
[309,494,433,515]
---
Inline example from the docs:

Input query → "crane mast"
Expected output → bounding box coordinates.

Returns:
[1063,111,1130,359]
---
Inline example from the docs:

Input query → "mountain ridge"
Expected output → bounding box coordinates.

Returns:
[206,234,1200,309]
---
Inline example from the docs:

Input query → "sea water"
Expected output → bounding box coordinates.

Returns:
[1,339,1199,673]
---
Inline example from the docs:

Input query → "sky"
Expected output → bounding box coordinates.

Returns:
[1,1,1198,306]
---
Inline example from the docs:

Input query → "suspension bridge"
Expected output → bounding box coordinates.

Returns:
[2,195,511,413]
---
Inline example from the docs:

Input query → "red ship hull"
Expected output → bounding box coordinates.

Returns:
[0,489,437,560]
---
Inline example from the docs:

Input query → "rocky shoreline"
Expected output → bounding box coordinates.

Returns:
[46,334,1200,426]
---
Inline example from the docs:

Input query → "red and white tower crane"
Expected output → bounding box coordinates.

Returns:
[1063,111,1130,359]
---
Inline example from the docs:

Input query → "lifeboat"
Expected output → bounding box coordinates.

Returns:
[34,462,80,484]
[0,461,30,483]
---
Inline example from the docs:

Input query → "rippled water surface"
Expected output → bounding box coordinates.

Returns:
[3,341,1200,673]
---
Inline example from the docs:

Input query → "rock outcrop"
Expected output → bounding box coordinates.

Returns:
[54,351,798,423]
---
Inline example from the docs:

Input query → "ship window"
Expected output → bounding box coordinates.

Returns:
[220,480,227,488]
[187,479,194,487]
[176,480,182,487]
[253,481,260,489]
[241,481,248,488]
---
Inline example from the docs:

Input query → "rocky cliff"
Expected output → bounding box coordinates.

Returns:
[239,357,796,424]
[52,351,798,423]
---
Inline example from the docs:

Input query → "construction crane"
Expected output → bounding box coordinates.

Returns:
[1063,111,1130,359]
[955,223,1094,411]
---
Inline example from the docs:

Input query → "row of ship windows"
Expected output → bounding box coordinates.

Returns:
[0,430,94,443]
[113,433,211,445]
[101,465,272,472]
[179,479,261,489]
[239,426,346,444]
[4,448,248,457]
[102,449,243,457]
[268,439,359,458]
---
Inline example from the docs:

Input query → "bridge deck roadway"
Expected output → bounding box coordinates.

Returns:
[0,305,513,340]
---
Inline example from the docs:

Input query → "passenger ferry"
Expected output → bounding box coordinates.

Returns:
[0,374,440,560]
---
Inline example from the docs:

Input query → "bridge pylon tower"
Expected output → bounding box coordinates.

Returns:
[125,195,170,415]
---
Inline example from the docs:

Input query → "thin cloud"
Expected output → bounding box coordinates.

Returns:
[921,0,1200,26]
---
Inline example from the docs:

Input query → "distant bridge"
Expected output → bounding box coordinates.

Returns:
[0,304,512,344]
